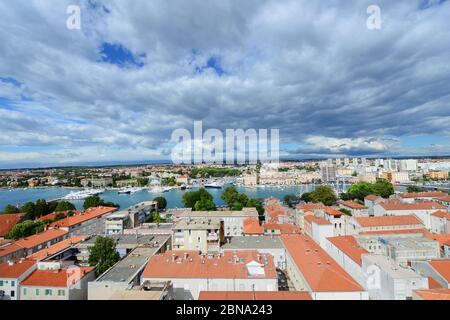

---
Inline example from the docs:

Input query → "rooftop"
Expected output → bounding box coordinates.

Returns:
[142,250,277,280]
[428,259,450,282]
[263,223,301,234]
[243,218,264,235]
[21,266,94,287]
[281,235,364,292]
[380,201,445,211]
[296,203,325,212]
[326,236,369,266]
[431,211,450,219]
[365,195,381,201]
[199,291,312,300]
[77,234,171,250]
[0,213,26,237]
[0,259,35,279]
[49,206,117,228]
[304,215,332,226]
[414,289,450,300]
[399,192,447,199]
[362,255,424,279]
[341,201,368,210]
[173,207,259,219]
[355,215,423,228]
[27,235,86,261]
[15,229,68,249]
[173,218,221,230]
[322,207,343,217]
[222,236,284,250]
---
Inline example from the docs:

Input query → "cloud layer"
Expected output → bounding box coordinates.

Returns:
[0,0,449,168]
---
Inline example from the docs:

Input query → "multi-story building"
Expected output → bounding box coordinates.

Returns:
[347,215,425,236]
[141,250,278,300]
[20,261,95,300]
[411,259,450,289]
[361,254,428,300]
[430,211,450,234]
[172,218,222,253]
[281,235,369,300]
[80,177,113,188]
[303,215,333,249]
[339,201,369,217]
[172,208,259,237]
[105,212,131,235]
[0,259,36,300]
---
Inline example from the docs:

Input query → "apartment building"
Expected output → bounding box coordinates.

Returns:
[20,261,95,300]
[172,208,259,237]
[398,192,447,204]
[339,201,368,217]
[373,201,446,229]
[281,235,369,300]
[303,215,333,249]
[0,259,36,300]
[411,259,450,289]
[348,215,425,235]
[172,218,222,253]
[361,255,428,300]
[141,250,278,300]
[430,211,450,234]
[105,212,131,235]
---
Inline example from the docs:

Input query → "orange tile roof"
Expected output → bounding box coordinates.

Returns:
[341,201,368,210]
[264,204,287,222]
[142,250,277,280]
[199,291,312,300]
[281,235,364,292]
[27,236,86,261]
[431,211,450,219]
[355,215,423,228]
[428,277,442,289]
[0,243,24,259]
[380,201,445,211]
[423,233,450,247]
[326,236,369,266]
[360,228,428,236]
[296,203,325,211]
[365,195,381,201]
[38,210,82,222]
[322,207,343,217]
[414,289,450,300]
[243,218,264,235]
[0,260,35,279]
[399,192,447,199]
[428,260,450,282]
[304,215,332,226]
[15,229,68,249]
[21,266,94,287]
[436,196,450,202]
[49,207,116,228]
[264,223,301,234]
[0,213,26,237]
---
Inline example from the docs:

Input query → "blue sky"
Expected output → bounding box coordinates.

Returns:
[0,0,449,168]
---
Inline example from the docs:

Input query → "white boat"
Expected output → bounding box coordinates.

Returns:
[204,182,224,189]
[63,188,105,200]
[118,187,142,194]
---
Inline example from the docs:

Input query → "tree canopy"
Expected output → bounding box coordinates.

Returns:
[88,236,120,277]
[5,220,45,240]
[302,185,337,206]
[344,179,394,201]
[55,201,76,212]
[182,188,216,211]
[153,197,167,210]
[83,195,119,210]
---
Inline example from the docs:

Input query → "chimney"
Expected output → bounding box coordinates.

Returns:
[171,253,176,263]
[7,260,14,267]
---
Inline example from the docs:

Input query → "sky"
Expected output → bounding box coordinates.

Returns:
[0,0,449,169]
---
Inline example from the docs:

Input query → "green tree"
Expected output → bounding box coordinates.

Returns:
[153,197,167,210]
[88,236,120,277]
[3,204,20,214]
[300,192,312,203]
[137,178,149,187]
[283,194,298,208]
[146,210,165,223]
[345,182,374,202]
[5,220,45,240]
[55,201,76,212]
[83,196,102,210]
[194,197,217,211]
[309,185,337,206]
[182,188,215,210]
[407,185,426,193]
[221,186,240,208]
[372,179,395,198]
[20,202,36,216]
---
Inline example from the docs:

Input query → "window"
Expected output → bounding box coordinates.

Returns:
[23,288,27,295]
[58,290,65,296]
[11,290,15,298]
[0,280,3,286]
[11,281,15,287]
[35,289,40,296]
[45,289,52,296]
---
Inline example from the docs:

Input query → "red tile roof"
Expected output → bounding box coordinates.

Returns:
[436,196,450,203]
[0,260,35,279]
[428,277,442,289]
[15,229,68,249]
[431,211,450,219]
[326,236,369,266]
[360,228,428,236]
[322,207,343,217]
[380,201,445,211]
[428,260,450,283]
[264,223,301,234]
[365,195,381,201]
[264,204,287,222]
[281,235,364,292]
[399,192,447,199]
[414,289,450,300]
[21,266,94,287]
[142,250,277,280]
[424,233,450,247]
[0,213,26,237]
[49,207,116,228]
[296,203,325,211]
[27,236,86,261]
[341,201,368,210]
[243,218,264,235]
[199,291,312,300]
[304,215,332,226]
[0,243,24,259]
[38,210,82,222]
[355,215,423,228]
